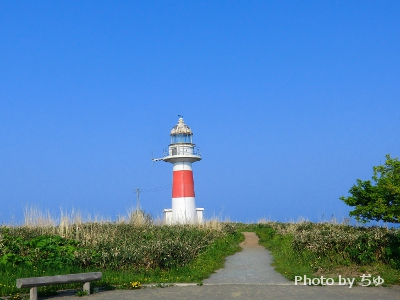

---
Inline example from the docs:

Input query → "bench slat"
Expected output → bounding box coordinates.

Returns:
[16,272,102,288]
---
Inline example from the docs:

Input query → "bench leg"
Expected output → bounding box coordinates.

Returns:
[30,287,37,300]
[83,282,90,294]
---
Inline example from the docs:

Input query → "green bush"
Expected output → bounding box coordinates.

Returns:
[0,232,83,268]
[256,222,400,270]
[385,231,400,269]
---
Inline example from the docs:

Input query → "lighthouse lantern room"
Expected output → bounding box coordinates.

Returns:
[153,117,203,224]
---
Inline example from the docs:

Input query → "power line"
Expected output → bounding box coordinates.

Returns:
[132,184,171,195]
[131,184,172,210]
[140,184,172,193]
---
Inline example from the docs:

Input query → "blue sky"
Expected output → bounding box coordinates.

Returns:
[1,1,399,224]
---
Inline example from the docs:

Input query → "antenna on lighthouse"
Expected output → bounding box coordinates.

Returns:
[151,150,155,168]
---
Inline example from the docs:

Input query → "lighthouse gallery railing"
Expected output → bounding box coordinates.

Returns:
[163,146,201,158]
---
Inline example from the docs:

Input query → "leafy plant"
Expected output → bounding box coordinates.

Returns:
[0,232,90,269]
[75,290,89,297]
[340,154,400,223]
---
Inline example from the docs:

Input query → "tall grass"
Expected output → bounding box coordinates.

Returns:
[0,208,242,297]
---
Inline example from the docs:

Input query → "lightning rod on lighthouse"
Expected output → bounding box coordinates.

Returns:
[153,117,204,224]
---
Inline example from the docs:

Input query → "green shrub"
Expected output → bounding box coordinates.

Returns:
[0,232,85,269]
[255,222,400,272]
[254,222,400,284]
[384,231,400,269]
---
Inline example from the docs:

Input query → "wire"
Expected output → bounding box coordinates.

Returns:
[138,184,172,193]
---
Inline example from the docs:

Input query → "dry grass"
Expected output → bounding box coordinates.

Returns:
[23,206,56,227]
[14,205,233,247]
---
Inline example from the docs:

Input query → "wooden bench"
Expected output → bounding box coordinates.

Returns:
[16,272,102,300]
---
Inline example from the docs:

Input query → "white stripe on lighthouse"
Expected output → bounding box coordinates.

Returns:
[173,162,193,171]
[172,162,197,223]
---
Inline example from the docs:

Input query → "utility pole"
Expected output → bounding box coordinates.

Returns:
[134,188,141,211]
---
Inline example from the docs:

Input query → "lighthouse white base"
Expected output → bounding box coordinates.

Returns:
[163,207,204,225]
[172,196,196,223]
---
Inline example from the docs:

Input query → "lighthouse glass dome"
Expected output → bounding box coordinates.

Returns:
[171,133,192,144]
[162,117,201,159]
[170,118,193,144]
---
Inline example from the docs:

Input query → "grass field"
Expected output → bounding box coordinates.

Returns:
[0,218,243,298]
[2,214,400,299]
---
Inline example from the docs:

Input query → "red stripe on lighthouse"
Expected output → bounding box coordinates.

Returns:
[172,170,195,198]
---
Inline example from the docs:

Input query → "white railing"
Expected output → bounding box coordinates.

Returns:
[163,146,201,157]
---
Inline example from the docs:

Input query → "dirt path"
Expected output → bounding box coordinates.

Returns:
[202,232,290,284]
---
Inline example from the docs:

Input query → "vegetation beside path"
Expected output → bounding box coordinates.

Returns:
[0,222,243,299]
[249,222,400,286]
[3,219,400,299]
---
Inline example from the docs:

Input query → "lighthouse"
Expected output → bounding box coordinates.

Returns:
[153,117,204,224]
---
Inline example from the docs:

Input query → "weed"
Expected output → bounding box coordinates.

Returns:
[75,290,89,297]
[130,281,141,289]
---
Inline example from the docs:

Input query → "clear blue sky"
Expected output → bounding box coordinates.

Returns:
[1,1,399,224]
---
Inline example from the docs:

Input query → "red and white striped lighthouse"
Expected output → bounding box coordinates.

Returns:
[153,117,203,224]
